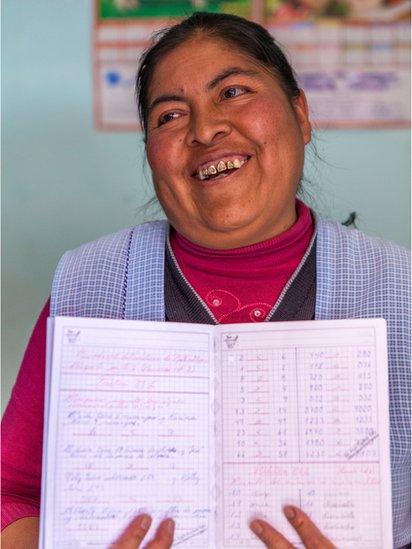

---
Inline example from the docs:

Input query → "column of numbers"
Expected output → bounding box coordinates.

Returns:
[272,349,299,461]
[298,349,327,460]
[352,346,379,459]
[222,350,274,461]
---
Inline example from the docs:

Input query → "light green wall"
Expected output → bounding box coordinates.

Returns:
[2,1,410,412]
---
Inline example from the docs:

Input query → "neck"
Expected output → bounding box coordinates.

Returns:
[173,205,298,250]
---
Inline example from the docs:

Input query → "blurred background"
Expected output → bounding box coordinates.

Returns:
[2,0,410,412]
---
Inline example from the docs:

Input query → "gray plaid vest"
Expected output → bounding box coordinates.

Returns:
[51,216,410,547]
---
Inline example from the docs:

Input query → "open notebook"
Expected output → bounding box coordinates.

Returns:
[40,317,392,548]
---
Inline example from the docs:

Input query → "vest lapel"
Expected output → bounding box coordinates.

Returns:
[124,220,168,321]
[314,215,335,320]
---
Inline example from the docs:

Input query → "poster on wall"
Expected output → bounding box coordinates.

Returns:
[93,0,254,130]
[93,0,410,130]
[265,0,411,126]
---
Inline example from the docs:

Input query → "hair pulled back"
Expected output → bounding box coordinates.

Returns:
[135,11,300,136]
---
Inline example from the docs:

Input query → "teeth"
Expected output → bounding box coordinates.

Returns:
[197,157,248,180]
[217,161,227,173]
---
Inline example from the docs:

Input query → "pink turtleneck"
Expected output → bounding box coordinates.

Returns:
[170,200,314,323]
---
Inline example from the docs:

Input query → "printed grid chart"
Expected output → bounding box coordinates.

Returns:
[93,5,410,130]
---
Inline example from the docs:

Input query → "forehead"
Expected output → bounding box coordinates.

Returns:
[148,36,273,97]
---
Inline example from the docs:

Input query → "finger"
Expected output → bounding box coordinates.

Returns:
[250,519,294,549]
[110,513,152,548]
[144,518,175,549]
[283,506,336,548]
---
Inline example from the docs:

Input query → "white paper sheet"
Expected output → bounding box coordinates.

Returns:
[40,317,392,548]
[215,320,392,547]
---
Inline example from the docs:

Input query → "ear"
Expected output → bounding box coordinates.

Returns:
[292,90,312,145]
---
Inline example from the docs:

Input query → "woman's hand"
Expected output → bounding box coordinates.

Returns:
[1,517,39,549]
[250,506,336,548]
[110,514,174,549]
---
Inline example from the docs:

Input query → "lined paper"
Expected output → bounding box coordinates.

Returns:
[216,320,392,548]
[41,318,215,548]
[41,317,392,548]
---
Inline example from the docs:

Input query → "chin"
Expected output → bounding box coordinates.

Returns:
[204,217,254,236]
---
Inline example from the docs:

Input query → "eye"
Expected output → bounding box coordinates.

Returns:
[222,86,248,99]
[158,111,181,126]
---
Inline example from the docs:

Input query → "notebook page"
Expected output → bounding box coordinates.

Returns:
[39,318,56,548]
[41,317,215,548]
[215,318,392,548]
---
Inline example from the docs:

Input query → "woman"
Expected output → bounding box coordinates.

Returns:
[2,11,410,549]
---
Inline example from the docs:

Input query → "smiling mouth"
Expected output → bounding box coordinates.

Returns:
[193,156,251,182]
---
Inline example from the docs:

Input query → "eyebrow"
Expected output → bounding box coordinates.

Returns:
[207,67,260,90]
[149,93,186,113]
[148,67,260,112]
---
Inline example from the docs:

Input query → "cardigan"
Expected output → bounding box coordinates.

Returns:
[50,216,410,547]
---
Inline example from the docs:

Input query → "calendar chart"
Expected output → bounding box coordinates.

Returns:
[218,323,390,548]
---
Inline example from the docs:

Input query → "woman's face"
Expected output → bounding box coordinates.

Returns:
[146,36,311,249]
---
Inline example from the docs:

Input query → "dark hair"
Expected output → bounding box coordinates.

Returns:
[135,11,301,136]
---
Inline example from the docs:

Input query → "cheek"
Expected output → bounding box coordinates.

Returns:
[240,99,295,149]
[147,134,186,186]
[244,101,304,187]
[146,134,173,174]
[146,139,161,172]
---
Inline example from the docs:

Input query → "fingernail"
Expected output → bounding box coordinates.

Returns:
[284,506,296,520]
[140,515,151,530]
[165,519,175,533]
[250,520,263,534]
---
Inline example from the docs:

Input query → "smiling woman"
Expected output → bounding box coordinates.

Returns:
[137,16,312,249]
[143,38,311,249]
[1,11,410,549]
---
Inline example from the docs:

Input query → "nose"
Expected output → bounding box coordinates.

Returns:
[186,105,231,147]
